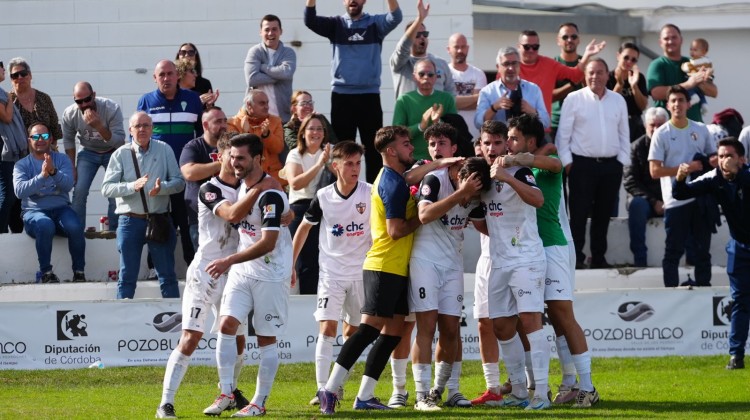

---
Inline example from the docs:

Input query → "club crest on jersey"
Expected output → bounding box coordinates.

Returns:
[204,192,217,202]
[420,184,432,197]
[356,202,366,214]
[263,204,276,218]
[691,132,698,141]
[209,152,219,161]
[495,180,504,192]
[525,174,536,184]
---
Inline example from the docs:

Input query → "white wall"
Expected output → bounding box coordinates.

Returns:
[0,0,473,225]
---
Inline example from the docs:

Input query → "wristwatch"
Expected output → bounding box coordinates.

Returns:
[490,104,498,113]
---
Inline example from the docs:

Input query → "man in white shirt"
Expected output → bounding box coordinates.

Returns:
[446,33,487,139]
[556,58,630,269]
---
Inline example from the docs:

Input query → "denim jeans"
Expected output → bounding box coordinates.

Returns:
[627,196,658,267]
[23,206,85,273]
[662,201,712,287]
[289,199,319,295]
[72,149,118,231]
[189,223,199,252]
[116,214,179,299]
[0,161,16,233]
[727,239,750,358]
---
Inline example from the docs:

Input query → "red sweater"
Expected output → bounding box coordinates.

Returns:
[519,55,584,115]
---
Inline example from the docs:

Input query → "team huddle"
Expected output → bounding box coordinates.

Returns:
[154,113,596,418]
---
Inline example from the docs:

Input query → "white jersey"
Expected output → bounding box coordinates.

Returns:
[194,177,241,262]
[234,184,292,282]
[480,166,545,267]
[304,180,372,280]
[411,168,483,270]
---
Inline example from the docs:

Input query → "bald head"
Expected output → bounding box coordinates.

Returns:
[73,81,96,110]
[154,59,178,98]
[447,33,470,67]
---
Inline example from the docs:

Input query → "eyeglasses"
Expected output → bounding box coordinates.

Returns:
[416,31,430,38]
[521,44,540,51]
[30,133,50,141]
[499,60,519,68]
[131,123,153,129]
[178,49,196,57]
[561,34,579,41]
[298,100,315,107]
[622,55,638,63]
[10,70,29,79]
[74,95,93,105]
[306,126,325,132]
[417,71,436,78]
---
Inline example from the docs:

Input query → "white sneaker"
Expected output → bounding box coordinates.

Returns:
[231,403,266,417]
[203,394,234,416]
[414,389,442,411]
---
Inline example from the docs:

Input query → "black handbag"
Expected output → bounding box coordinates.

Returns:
[130,148,171,243]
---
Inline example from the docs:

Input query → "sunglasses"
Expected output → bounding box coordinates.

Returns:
[178,49,197,57]
[622,55,638,63]
[521,44,540,51]
[416,31,430,38]
[30,133,51,142]
[74,95,93,105]
[417,71,436,78]
[10,70,29,79]
[561,34,579,41]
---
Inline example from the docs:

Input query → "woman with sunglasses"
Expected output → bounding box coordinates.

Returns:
[8,58,63,147]
[607,42,649,142]
[175,43,218,106]
[283,113,332,295]
[283,91,337,153]
[0,60,28,233]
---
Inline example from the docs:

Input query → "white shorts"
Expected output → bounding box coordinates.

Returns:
[567,240,576,292]
[182,260,222,334]
[473,255,491,319]
[220,269,290,337]
[543,245,574,301]
[487,261,546,319]
[314,276,364,326]
[409,257,464,316]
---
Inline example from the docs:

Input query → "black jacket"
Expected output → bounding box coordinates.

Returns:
[623,134,662,206]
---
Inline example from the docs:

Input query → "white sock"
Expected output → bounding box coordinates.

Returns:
[325,363,349,393]
[316,334,336,389]
[446,361,462,394]
[412,363,431,399]
[161,349,191,405]
[233,352,244,391]
[555,335,576,386]
[217,333,237,396]
[524,351,535,389]
[357,375,378,401]
[391,358,408,394]
[481,363,500,391]
[499,333,527,398]
[527,330,551,400]
[251,344,279,407]
[434,361,452,393]
[572,351,594,392]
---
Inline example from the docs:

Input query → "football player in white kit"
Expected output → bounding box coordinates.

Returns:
[408,123,485,411]
[478,120,552,411]
[203,133,293,418]
[291,141,372,405]
[156,135,281,419]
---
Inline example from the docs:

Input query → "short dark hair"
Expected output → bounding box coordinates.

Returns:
[27,121,50,136]
[217,132,233,154]
[618,42,640,54]
[374,126,410,153]
[424,122,457,145]
[261,14,282,30]
[718,137,745,158]
[693,38,709,53]
[480,120,508,138]
[459,157,492,192]
[520,30,538,38]
[202,106,223,120]
[667,85,690,102]
[558,22,578,31]
[661,23,681,36]
[332,140,365,161]
[586,57,609,73]
[230,133,263,158]
[405,19,425,32]
[507,114,545,148]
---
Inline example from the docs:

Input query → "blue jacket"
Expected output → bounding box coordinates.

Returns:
[304,6,402,94]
